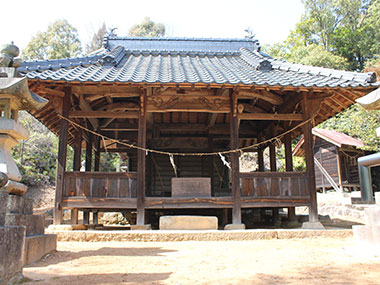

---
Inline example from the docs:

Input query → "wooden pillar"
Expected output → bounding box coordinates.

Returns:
[93,211,99,225]
[284,132,296,222]
[85,134,93,171]
[302,93,318,223]
[54,86,71,225]
[230,89,241,224]
[258,148,264,171]
[136,88,147,225]
[94,135,100,172]
[73,133,82,171]
[269,143,276,172]
[71,133,81,224]
[83,210,89,225]
[208,137,215,196]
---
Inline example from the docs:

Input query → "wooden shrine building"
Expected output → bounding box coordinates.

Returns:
[18,36,377,227]
[293,128,365,192]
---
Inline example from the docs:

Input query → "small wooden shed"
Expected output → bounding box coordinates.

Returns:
[293,128,365,191]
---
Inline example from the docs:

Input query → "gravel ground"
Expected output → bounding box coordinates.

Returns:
[23,237,380,284]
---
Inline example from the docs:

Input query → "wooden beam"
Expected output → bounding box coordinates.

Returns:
[94,102,139,112]
[69,111,139,119]
[54,86,71,225]
[239,90,284,105]
[207,113,218,128]
[239,113,303,121]
[79,95,99,129]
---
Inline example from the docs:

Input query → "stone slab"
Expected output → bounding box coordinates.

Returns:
[46,229,351,242]
[130,224,152,231]
[301,222,325,230]
[160,216,217,230]
[364,207,380,226]
[5,214,44,236]
[375,192,380,205]
[224,224,246,230]
[353,225,380,248]
[0,226,25,284]
[47,224,87,231]
[171,177,211,197]
[7,194,33,214]
[0,191,7,226]
[24,234,57,265]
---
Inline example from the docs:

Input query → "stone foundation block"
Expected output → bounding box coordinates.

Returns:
[131,224,152,230]
[7,194,33,214]
[301,222,325,230]
[0,191,7,226]
[224,223,246,230]
[159,216,217,230]
[24,234,57,265]
[0,226,25,284]
[47,224,87,231]
[364,207,380,226]
[5,214,44,236]
[353,225,380,248]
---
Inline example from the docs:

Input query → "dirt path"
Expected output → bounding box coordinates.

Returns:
[23,237,380,284]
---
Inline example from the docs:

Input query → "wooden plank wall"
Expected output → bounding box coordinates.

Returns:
[313,137,339,188]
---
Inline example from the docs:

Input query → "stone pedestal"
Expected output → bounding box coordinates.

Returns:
[160,216,218,230]
[0,191,25,284]
[5,194,57,265]
[353,206,380,251]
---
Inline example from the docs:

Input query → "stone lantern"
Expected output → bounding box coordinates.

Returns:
[0,44,47,195]
[0,43,55,284]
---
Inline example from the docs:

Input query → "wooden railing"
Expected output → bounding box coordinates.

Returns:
[240,172,309,198]
[63,172,137,198]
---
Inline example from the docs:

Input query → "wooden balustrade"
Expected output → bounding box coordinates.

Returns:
[240,172,309,198]
[63,171,137,199]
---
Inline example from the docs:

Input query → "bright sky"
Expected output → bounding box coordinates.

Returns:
[1,0,304,51]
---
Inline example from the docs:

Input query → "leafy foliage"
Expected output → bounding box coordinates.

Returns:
[128,17,165,37]
[12,112,58,186]
[22,19,82,60]
[318,104,380,151]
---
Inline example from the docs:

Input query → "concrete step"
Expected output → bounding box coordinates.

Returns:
[24,234,57,265]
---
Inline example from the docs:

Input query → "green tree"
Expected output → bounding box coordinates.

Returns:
[318,104,380,151]
[85,22,107,54]
[12,112,59,186]
[22,19,82,60]
[128,17,165,37]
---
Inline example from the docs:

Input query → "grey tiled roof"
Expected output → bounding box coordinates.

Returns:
[19,37,377,88]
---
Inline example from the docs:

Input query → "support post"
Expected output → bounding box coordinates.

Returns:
[258,148,264,171]
[73,133,82,171]
[284,132,297,224]
[54,86,71,225]
[229,89,242,225]
[94,135,100,172]
[85,134,93,171]
[302,93,318,223]
[136,88,147,225]
[70,133,81,224]
[269,143,276,172]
